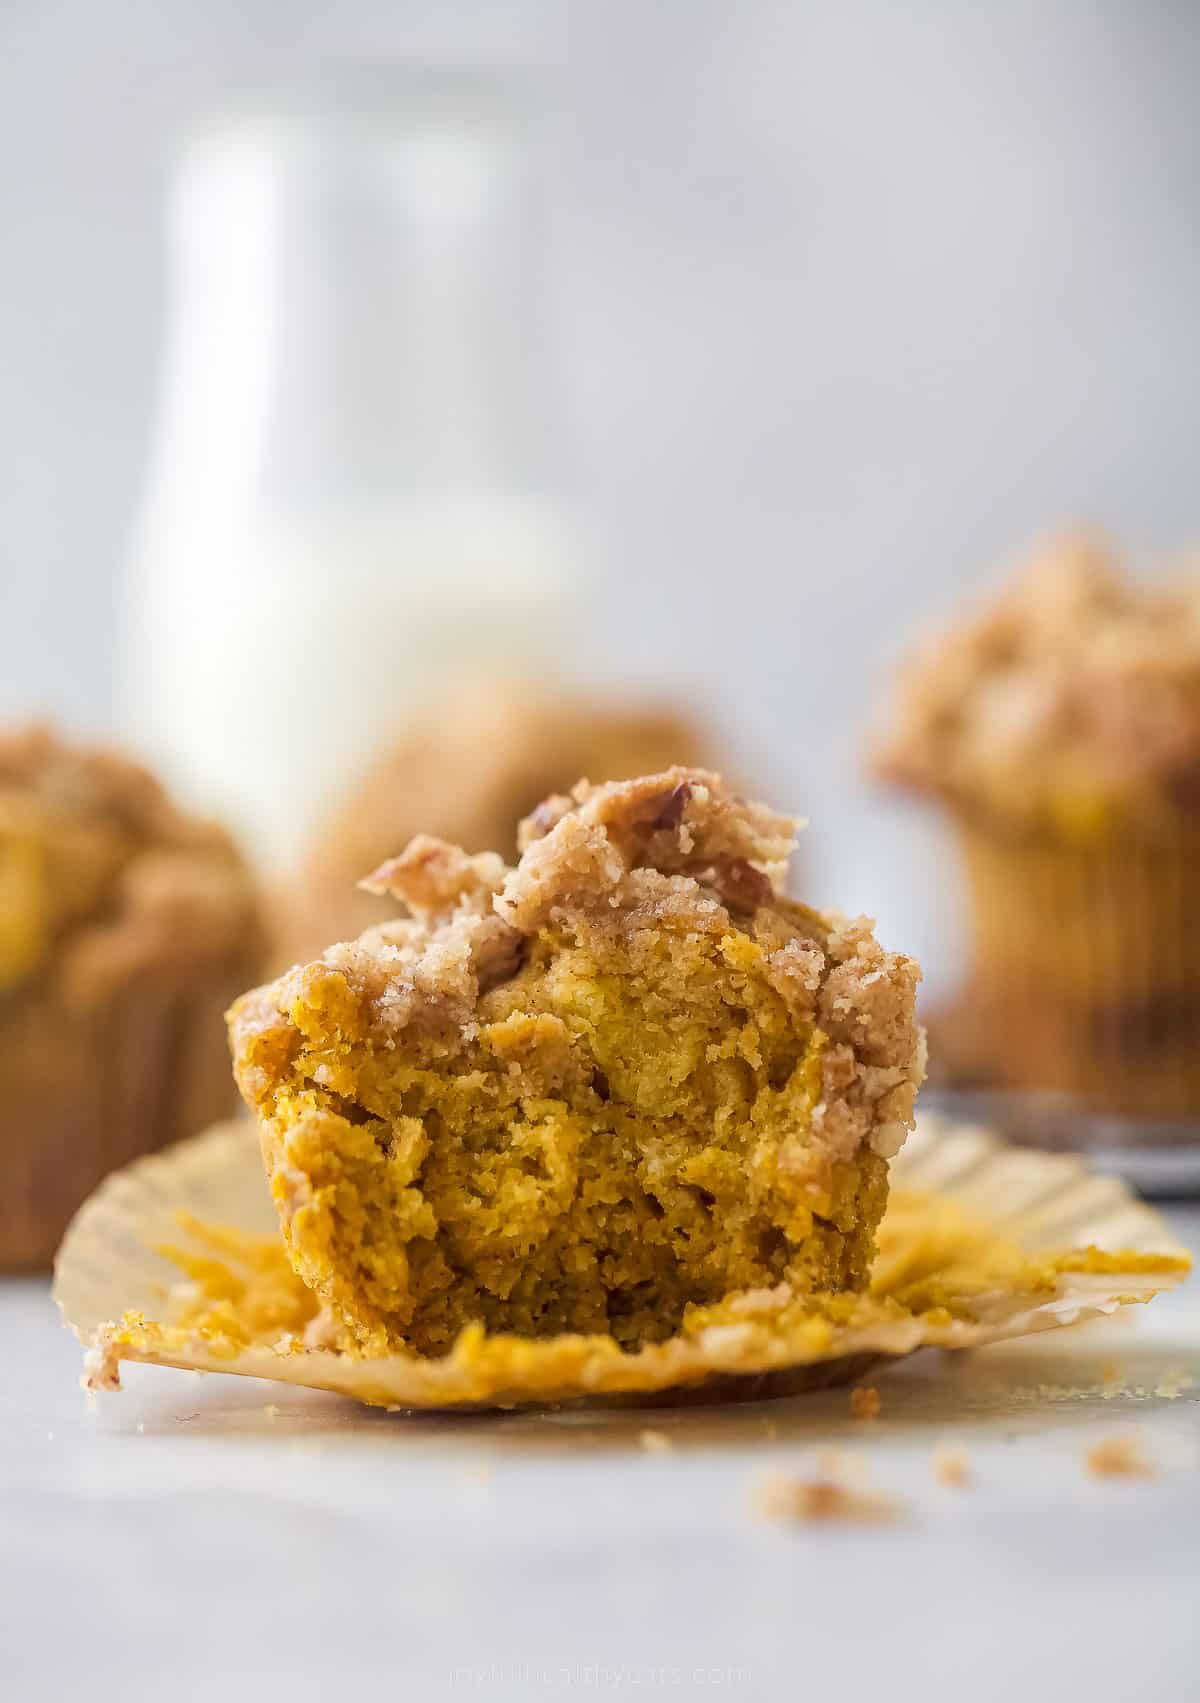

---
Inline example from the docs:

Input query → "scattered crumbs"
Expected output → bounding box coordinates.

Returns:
[850,1386,880,1421]
[932,1444,970,1488]
[263,1404,281,1420]
[1013,1377,1097,1406]
[1085,1435,1154,1479]
[753,1474,902,1526]
[1015,1364,1196,1406]
[639,1428,673,1455]
[1154,1368,1193,1401]
[1036,1382,1103,1406]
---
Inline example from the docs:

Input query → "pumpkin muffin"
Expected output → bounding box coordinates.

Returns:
[279,682,717,963]
[0,725,263,1267]
[230,769,924,1357]
[873,528,1200,1118]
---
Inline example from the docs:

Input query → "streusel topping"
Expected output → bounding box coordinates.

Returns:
[0,724,259,999]
[873,530,1200,833]
[286,682,713,958]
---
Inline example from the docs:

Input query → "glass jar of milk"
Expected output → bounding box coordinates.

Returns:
[123,78,571,864]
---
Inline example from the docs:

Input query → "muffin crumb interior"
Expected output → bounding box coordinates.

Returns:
[231,769,924,1358]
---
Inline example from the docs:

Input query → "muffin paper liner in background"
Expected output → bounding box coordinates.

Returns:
[54,1114,1190,1412]
[1,959,253,1272]
[942,817,1200,1124]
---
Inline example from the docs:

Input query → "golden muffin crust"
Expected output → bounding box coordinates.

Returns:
[872,529,1200,835]
[0,724,265,1269]
[0,723,259,1000]
[231,770,924,1357]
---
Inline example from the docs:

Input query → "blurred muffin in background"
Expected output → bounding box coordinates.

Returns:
[872,528,1200,1119]
[278,681,729,963]
[0,726,263,1267]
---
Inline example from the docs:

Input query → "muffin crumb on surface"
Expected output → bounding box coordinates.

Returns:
[1085,1435,1154,1479]
[753,1472,902,1526]
[931,1444,970,1487]
[849,1385,881,1421]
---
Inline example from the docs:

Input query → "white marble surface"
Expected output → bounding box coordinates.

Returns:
[5,1209,1199,1703]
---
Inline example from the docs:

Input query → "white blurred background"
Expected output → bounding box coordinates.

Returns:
[2,1,1199,984]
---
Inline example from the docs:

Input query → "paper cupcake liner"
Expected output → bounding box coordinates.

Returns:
[0,957,254,1271]
[54,1111,1190,1411]
[950,818,1200,1119]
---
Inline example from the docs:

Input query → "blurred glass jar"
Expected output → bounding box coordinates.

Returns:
[123,77,572,864]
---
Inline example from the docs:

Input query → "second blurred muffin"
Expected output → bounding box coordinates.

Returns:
[873,529,1200,1120]
[1,726,263,1267]
[280,682,723,962]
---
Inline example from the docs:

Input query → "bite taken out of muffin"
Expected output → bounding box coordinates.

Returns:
[231,769,924,1358]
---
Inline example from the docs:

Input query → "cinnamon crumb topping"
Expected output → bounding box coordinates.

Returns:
[872,528,1200,833]
[291,684,714,957]
[0,722,259,1001]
